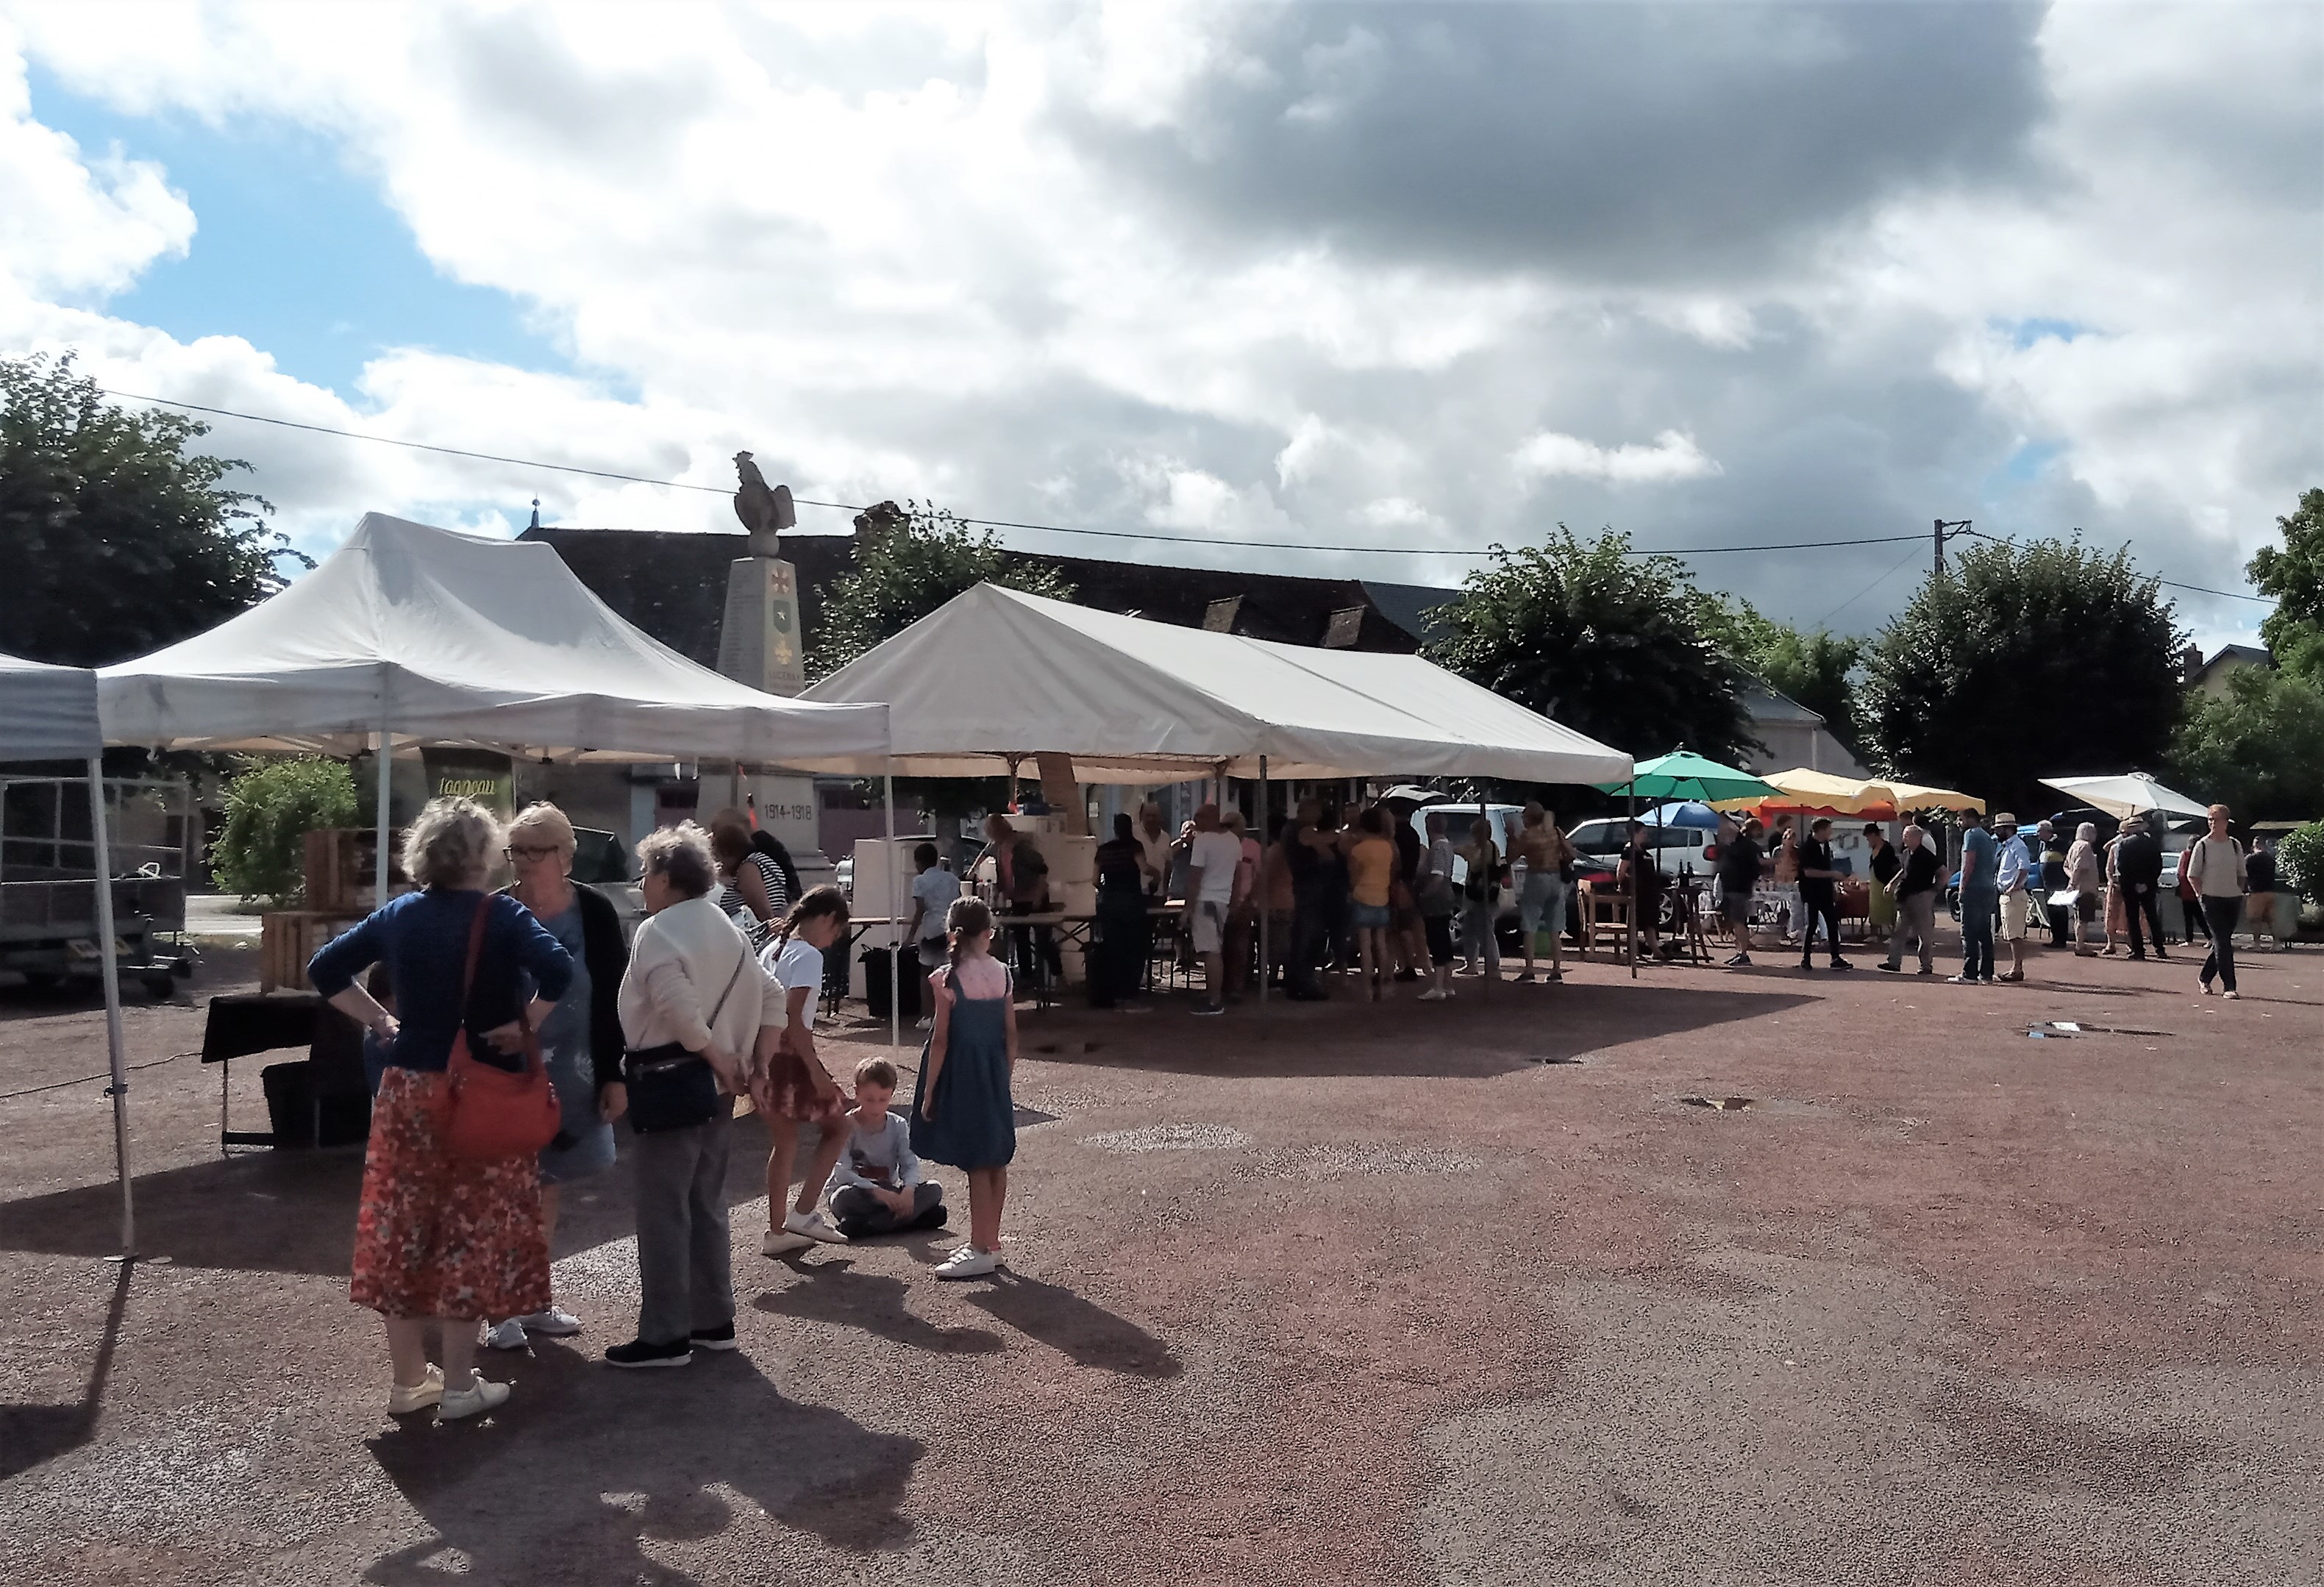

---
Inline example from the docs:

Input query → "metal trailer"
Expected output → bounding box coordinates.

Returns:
[0,774,196,997]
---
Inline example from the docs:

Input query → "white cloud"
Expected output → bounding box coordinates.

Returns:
[1512,429,1722,485]
[0,0,2311,653]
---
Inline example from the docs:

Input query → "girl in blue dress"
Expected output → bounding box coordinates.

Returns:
[910,898,1017,1279]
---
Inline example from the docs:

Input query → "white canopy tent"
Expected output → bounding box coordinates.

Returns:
[100,512,892,911]
[2040,772,2211,826]
[0,653,133,1255]
[100,513,889,764]
[791,582,1633,785]
[796,584,1630,1011]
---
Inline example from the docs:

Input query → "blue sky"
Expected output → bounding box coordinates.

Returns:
[27,63,565,396]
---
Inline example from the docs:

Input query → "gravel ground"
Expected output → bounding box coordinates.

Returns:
[1,932,2317,1586]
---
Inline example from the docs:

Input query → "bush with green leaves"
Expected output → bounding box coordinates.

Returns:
[209,756,357,904]
[2276,820,2324,905]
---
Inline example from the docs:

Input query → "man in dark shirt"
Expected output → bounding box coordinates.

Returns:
[1878,824,1944,974]
[1717,820,1765,966]
[2112,816,2169,961]
[1794,818,1853,971]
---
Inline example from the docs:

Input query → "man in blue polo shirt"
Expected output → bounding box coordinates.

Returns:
[1953,811,1998,984]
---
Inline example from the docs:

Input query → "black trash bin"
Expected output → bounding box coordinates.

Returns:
[858,944,922,1022]
[261,1059,371,1148]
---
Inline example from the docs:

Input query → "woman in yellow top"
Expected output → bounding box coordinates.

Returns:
[1347,806,1400,1001]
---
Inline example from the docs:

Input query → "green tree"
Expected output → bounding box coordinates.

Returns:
[2167,666,2324,821]
[1862,538,2184,818]
[209,756,358,905]
[2276,819,2324,904]
[1703,596,1865,755]
[1426,526,1755,763]
[2248,485,2324,684]
[1,353,301,666]
[809,501,1076,679]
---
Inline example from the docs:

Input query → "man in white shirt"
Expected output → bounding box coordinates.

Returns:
[1135,802,1179,899]
[1992,813,2033,982]
[1184,803,1244,1016]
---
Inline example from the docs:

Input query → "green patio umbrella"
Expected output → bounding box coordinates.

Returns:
[1591,750,1775,974]
[1595,749,1777,804]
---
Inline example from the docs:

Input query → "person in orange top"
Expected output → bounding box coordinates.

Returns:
[1347,806,1400,1001]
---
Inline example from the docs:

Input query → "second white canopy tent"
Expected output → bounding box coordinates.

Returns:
[792,581,1633,786]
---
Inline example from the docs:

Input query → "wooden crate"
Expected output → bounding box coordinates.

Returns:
[302,829,364,912]
[260,910,362,994]
[304,827,407,912]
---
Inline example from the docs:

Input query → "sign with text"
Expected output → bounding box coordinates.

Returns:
[419,748,513,818]
[714,557,808,698]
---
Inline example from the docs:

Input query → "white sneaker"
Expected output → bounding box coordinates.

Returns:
[517,1307,581,1338]
[761,1227,813,1258]
[915,1016,934,1031]
[438,1375,510,1421]
[2222,990,2240,1000]
[483,1319,530,1352]
[386,1365,443,1415]
[1416,988,1447,1002]
[784,1208,849,1245]
[934,1246,1000,1280]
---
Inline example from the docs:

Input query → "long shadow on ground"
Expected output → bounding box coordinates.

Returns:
[1016,980,1818,1078]
[0,1260,129,1482]
[0,1113,797,1274]
[363,1341,921,1586]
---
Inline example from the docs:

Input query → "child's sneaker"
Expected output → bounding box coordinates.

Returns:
[934,1245,1000,1280]
[784,1208,849,1245]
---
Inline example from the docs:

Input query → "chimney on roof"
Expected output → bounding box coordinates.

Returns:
[2179,643,2203,681]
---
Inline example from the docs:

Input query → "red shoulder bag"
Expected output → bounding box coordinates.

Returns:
[438,897,561,1160]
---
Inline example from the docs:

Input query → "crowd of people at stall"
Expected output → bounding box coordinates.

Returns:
[306,780,2282,1422]
[1008,792,2284,1009]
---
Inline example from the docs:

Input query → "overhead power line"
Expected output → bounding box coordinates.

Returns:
[117,388,2214,576]
[1961,527,2272,605]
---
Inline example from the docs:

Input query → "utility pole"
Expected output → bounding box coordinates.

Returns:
[1933,518,1971,579]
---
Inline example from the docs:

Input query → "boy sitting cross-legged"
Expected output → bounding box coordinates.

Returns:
[827,1057,948,1239]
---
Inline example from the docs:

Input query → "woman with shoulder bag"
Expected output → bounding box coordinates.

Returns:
[607,823,782,1369]
[310,798,574,1422]
[483,802,631,1353]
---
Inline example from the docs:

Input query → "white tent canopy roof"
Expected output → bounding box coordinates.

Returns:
[794,582,1632,785]
[2039,771,2211,824]
[98,513,888,763]
[1,652,102,761]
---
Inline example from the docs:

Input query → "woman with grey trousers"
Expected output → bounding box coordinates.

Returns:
[605,823,783,1368]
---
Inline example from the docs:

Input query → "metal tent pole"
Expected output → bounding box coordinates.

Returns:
[1627,778,1639,980]
[374,695,393,908]
[1258,756,1268,1016]
[884,759,899,1054]
[88,758,135,1259]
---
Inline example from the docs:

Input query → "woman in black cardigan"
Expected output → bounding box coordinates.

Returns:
[485,802,632,1352]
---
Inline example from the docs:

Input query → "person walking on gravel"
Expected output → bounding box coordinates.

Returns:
[2186,804,2248,1000]
[1878,824,1941,975]
[1794,818,1853,972]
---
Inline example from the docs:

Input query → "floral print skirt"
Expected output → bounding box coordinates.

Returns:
[745,1044,849,1126]
[350,1068,551,1322]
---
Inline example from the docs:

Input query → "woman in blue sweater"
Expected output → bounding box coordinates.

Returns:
[310,798,572,1422]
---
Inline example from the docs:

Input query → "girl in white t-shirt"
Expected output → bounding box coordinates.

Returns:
[751,886,855,1257]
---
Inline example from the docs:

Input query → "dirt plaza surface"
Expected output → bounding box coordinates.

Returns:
[1,934,2318,1586]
